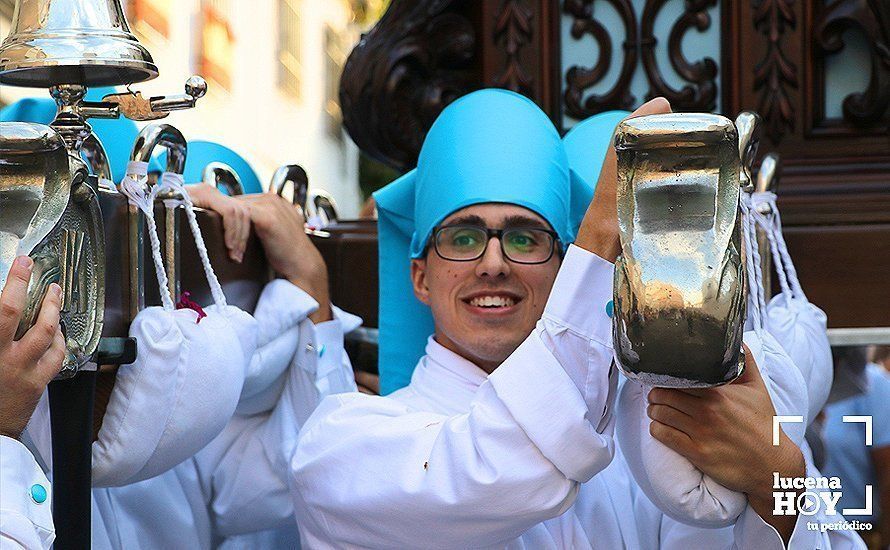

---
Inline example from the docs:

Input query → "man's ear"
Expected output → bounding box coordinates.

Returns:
[410,258,431,306]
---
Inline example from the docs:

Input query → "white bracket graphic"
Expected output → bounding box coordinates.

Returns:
[772,415,804,446]
[843,415,873,446]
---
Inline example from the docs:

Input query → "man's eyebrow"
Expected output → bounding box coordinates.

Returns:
[442,214,486,226]
[502,215,548,229]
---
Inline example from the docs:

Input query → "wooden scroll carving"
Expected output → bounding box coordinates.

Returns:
[752,0,799,143]
[563,0,638,117]
[562,0,720,119]
[493,0,535,94]
[640,0,718,111]
[816,0,890,127]
[339,0,478,172]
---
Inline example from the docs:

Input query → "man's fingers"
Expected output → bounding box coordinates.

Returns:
[647,403,695,436]
[648,387,702,417]
[226,205,250,263]
[649,419,695,455]
[223,205,238,251]
[18,283,62,363]
[629,97,672,118]
[235,207,250,262]
[184,183,214,210]
[34,327,66,382]
[0,256,34,344]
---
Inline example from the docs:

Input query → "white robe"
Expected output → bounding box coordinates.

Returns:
[290,245,865,549]
[1,279,358,549]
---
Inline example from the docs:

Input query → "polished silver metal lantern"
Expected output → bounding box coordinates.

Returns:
[612,113,754,388]
[0,122,105,376]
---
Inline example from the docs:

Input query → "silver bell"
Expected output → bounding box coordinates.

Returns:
[0,0,158,87]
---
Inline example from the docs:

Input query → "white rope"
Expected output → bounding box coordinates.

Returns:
[750,191,807,302]
[157,172,228,308]
[740,193,765,335]
[119,164,175,311]
[750,192,793,308]
[769,200,806,301]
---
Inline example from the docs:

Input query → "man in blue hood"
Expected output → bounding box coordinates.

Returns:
[287,89,863,549]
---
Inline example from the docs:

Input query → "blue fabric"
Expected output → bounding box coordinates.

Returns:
[158,140,263,194]
[562,110,630,191]
[373,88,625,394]
[822,364,890,522]
[0,88,163,181]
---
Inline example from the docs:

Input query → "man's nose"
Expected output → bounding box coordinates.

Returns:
[475,237,511,278]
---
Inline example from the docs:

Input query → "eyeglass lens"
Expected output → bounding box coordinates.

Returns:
[435,226,554,263]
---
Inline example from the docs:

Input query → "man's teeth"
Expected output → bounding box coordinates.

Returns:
[469,295,515,308]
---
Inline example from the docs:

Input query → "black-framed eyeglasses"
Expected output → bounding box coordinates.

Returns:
[432,224,560,264]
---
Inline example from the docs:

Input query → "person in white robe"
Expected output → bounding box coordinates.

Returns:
[1,183,358,548]
[289,89,866,549]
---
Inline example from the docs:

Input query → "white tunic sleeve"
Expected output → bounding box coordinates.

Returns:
[636,456,868,549]
[192,301,358,537]
[290,245,618,549]
[0,436,54,550]
[236,279,323,415]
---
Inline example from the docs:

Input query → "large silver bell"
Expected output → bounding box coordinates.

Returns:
[0,0,158,87]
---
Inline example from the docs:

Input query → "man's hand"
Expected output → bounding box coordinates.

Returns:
[0,257,66,439]
[187,183,251,263]
[574,97,672,262]
[647,345,806,541]
[354,370,380,396]
[239,193,332,323]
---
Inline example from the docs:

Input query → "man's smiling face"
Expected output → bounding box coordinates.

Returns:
[410,203,561,373]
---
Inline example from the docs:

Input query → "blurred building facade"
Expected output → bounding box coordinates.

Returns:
[0,0,366,217]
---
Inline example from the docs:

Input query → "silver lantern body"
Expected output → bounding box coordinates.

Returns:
[0,122,105,376]
[612,113,747,388]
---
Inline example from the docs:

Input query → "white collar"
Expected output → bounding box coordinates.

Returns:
[406,337,490,413]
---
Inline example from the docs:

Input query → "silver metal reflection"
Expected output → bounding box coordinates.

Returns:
[0,124,72,337]
[753,152,781,296]
[613,113,754,387]
[0,0,158,87]
[307,190,340,226]
[0,123,105,375]
[270,164,309,210]
[80,132,113,185]
[203,162,244,196]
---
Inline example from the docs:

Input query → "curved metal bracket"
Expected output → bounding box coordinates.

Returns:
[130,123,188,302]
[203,162,245,196]
[269,164,309,210]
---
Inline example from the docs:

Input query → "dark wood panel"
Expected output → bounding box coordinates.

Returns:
[479,0,562,124]
[782,224,890,328]
[311,221,379,328]
[722,0,890,231]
